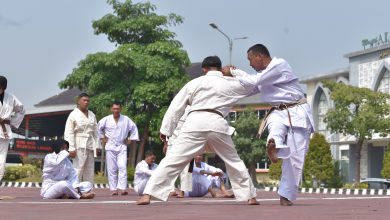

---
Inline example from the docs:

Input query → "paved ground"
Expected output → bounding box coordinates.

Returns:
[1,187,390,220]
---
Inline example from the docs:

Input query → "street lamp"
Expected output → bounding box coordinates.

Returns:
[209,23,248,65]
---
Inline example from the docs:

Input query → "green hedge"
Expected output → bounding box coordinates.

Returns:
[4,165,41,181]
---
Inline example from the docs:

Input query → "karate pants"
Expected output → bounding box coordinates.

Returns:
[267,122,310,201]
[143,131,257,201]
[106,149,128,191]
[134,178,149,196]
[185,175,212,197]
[41,181,93,199]
[167,143,192,192]
[0,139,10,182]
[73,148,95,183]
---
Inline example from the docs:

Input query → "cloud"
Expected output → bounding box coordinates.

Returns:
[0,14,30,27]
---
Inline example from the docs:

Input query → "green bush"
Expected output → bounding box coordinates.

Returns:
[21,156,43,169]
[127,166,135,182]
[343,182,368,189]
[4,165,41,181]
[269,160,282,180]
[326,160,344,188]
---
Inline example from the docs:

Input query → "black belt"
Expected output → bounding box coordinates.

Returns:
[188,109,224,117]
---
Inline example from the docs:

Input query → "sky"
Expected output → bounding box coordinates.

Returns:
[1,0,390,108]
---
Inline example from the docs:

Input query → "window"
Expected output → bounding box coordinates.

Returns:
[317,91,329,137]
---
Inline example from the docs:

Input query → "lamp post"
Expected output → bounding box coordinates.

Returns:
[209,23,248,65]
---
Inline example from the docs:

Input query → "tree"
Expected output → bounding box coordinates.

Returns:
[381,143,390,178]
[304,133,334,187]
[59,0,190,167]
[323,80,390,183]
[232,110,267,185]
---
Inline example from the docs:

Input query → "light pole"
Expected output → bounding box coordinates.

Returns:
[209,23,248,65]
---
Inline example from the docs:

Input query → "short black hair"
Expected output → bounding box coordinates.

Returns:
[112,101,122,107]
[0,76,7,90]
[201,56,222,69]
[145,150,155,158]
[77,92,89,99]
[247,44,271,57]
[63,140,69,148]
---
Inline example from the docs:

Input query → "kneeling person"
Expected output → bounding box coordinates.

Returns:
[40,141,95,199]
[133,151,158,195]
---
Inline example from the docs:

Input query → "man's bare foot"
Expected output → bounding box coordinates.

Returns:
[169,191,178,197]
[280,196,293,206]
[267,138,279,163]
[176,189,184,198]
[80,192,96,199]
[247,198,259,205]
[120,190,128,196]
[111,190,118,196]
[136,194,151,205]
[209,188,218,198]
[221,193,235,198]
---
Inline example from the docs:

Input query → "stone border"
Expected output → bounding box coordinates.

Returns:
[0,182,133,189]
[264,186,390,196]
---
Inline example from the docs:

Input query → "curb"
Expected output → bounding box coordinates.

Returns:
[0,182,133,189]
[264,186,390,196]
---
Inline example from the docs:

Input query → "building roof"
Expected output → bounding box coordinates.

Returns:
[35,88,82,107]
[300,67,349,83]
[344,43,390,58]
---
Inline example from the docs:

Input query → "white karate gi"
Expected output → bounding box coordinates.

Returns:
[41,150,93,199]
[185,161,223,197]
[64,108,100,183]
[98,114,139,191]
[143,71,257,202]
[0,92,25,182]
[231,57,314,201]
[166,107,192,192]
[133,160,158,196]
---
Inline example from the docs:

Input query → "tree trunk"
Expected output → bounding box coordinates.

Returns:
[129,141,137,168]
[248,162,258,186]
[355,139,364,184]
[136,124,149,164]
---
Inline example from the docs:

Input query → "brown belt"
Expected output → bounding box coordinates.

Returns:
[0,119,10,139]
[189,109,224,118]
[257,98,307,138]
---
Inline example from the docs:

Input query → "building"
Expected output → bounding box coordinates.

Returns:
[301,33,390,182]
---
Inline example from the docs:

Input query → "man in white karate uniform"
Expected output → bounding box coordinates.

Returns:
[224,44,314,206]
[64,93,101,183]
[41,141,95,199]
[0,76,25,182]
[137,56,258,205]
[98,101,139,195]
[184,155,233,198]
[133,151,158,195]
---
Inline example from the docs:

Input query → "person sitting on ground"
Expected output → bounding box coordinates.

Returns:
[177,154,234,198]
[40,141,95,199]
[133,150,158,196]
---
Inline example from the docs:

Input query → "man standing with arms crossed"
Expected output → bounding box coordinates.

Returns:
[0,76,25,184]
[136,56,258,205]
[223,44,314,206]
[64,93,101,184]
[98,102,139,195]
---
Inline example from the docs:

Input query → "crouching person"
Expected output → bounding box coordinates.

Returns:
[40,141,95,199]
